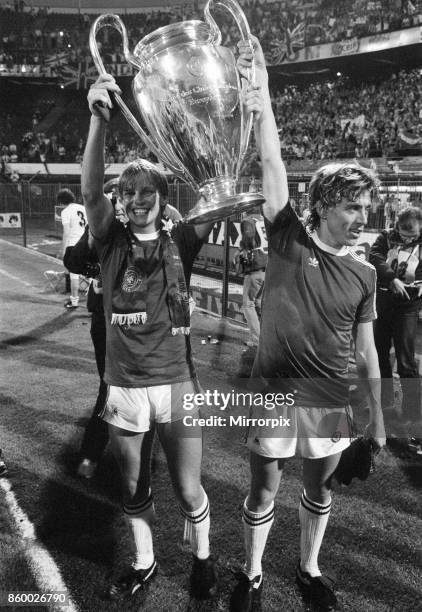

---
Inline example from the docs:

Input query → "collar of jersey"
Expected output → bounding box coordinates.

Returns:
[309,231,349,256]
[133,230,160,241]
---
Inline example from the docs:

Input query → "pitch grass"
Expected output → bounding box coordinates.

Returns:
[0,284,422,610]
[0,501,48,612]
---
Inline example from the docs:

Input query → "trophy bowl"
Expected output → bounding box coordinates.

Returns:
[90,0,264,223]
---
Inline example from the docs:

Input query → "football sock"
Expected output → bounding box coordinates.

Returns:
[70,295,79,306]
[124,491,155,570]
[242,498,274,580]
[299,490,331,577]
[180,486,210,560]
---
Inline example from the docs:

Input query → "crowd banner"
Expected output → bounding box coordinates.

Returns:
[268,25,421,65]
[0,212,22,228]
[1,26,421,80]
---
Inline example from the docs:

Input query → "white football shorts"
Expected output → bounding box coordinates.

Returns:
[101,380,199,433]
[246,404,353,459]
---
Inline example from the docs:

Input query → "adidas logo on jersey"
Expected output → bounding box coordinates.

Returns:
[352,249,365,260]
[307,257,319,268]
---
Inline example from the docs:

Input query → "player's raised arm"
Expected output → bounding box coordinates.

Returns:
[81,74,121,239]
[238,36,288,223]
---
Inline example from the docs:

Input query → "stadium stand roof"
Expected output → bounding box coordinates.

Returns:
[0,0,190,10]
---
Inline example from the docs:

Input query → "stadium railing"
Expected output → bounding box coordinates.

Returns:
[1,175,421,320]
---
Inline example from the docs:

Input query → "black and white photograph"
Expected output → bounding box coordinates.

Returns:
[0,1,421,610]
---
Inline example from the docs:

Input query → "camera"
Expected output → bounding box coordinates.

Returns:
[239,251,253,266]
[406,285,421,300]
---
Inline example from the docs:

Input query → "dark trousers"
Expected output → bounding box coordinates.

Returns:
[374,291,421,423]
[79,309,109,462]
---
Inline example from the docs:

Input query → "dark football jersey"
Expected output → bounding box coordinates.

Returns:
[252,204,377,407]
[95,221,202,388]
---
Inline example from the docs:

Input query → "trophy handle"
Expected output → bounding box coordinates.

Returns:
[89,14,183,175]
[204,0,255,162]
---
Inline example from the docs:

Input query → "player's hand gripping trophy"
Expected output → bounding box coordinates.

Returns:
[89,0,264,223]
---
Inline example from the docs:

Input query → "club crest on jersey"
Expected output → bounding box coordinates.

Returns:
[307,256,319,268]
[331,431,342,443]
[122,266,143,292]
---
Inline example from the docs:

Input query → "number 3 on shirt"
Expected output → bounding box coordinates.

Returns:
[77,211,86,227]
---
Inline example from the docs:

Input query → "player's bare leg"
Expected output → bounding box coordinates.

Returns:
[65,273,80,309]
[158,419,217,599]
[107,426,157,600]
[296,453,343,611]
[231,454,285,612]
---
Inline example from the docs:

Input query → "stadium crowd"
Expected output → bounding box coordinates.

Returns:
[274,68,422,161]
[0,0,421,71]
[1,66,421,167]
[1,0,421,166]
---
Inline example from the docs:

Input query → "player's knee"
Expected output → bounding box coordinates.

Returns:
[304,482,331,504]
[248,486,276,512]
[177,483,203,512]
[122,474,145,501]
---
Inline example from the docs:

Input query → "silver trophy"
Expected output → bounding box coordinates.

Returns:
[89,0,264,223]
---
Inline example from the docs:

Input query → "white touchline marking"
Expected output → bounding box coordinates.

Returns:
[0,268,33,288]
[28,240,61,248]
[0,479,79,612]
[0,238,64,264]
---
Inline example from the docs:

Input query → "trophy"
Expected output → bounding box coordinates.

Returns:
[89,0,264,223]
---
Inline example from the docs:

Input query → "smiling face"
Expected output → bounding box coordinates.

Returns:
[118,160,168,234]
[317,190,371,248]
[120,178,162,234]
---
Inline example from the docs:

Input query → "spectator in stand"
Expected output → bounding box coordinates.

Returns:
[383,194,396,229]
[58,144,66,161]
[0,449,7,477]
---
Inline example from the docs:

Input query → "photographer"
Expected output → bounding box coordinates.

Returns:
[234,215,267,348]
[369,206,422,448]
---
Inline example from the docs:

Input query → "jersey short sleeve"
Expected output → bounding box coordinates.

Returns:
[264,202,303,253]
[354,258,377,323]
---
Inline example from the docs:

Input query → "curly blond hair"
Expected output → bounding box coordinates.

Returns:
[306,162,380,231]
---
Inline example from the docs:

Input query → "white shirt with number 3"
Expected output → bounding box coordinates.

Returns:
[61,203,87,254]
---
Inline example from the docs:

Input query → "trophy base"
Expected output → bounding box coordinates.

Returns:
[184,192,265,224]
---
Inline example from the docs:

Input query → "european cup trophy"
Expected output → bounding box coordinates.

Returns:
[89,0,265,223]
